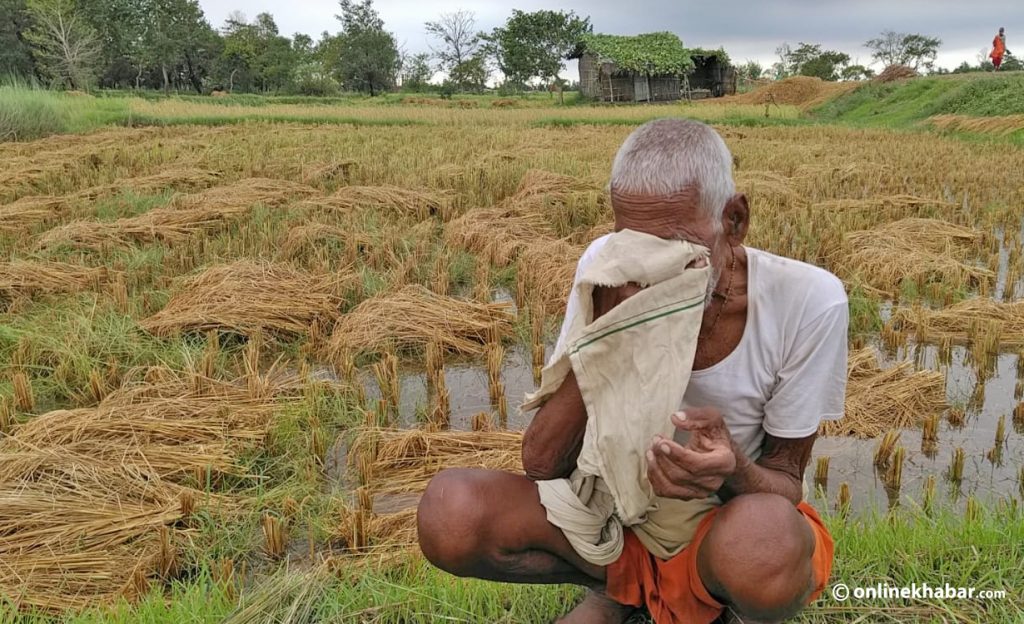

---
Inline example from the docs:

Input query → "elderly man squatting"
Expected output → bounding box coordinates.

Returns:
[416,118,848,624]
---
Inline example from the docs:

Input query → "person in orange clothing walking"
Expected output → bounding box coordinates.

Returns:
[990,27,1007,70]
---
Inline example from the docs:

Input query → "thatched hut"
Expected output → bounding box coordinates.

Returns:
[574,33,734,102]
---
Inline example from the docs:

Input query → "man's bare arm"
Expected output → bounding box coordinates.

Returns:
[521,283,643,481]
[717,433,816,504]
[521,371,586,480]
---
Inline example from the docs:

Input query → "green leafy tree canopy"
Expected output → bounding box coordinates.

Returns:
[483,9,591,87]
[333,0,398,95]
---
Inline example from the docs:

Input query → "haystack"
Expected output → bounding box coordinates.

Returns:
[0,260,111,300]
[326,285,513,358]
[731,76,854,107]
[0,366,303,612]
[821,347,947,438]
[832,218,992,296]
[141,261,352,337]
[874,65,918,83]
[300,185,454,221]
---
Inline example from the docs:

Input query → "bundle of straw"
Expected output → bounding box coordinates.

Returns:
[37,177,320,250]
[0,365,302,612]
[170,177,319,210]
[327,285,513,358]
[300,185,453,221]
[821,347,947,438]
[279,222,351,259]
[0,196,67,234]
[141,261,352,337]
[510,169,594,200]
[891,299,1024,347]
[0,260,110,300]
[300,159,357,187]
[833,218,991,295]
[735,170,804,209]
[73,168,223,201]
[517,238,584,315]
[444,206,556,267]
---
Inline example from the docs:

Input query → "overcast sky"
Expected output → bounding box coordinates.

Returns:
[197,0,1018,77]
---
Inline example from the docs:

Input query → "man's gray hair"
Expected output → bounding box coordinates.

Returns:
[609,118,736,225]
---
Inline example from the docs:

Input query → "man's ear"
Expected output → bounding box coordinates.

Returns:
[723,193,750,245]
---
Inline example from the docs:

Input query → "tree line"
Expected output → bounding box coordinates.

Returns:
[5,2,1008,96]
[735,30,1019,83]
[0,0,592,95]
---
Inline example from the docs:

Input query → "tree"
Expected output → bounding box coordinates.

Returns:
[799,50,850,81]
[773,42,850,81]
[292,33,314,59]
[841,64,875,81]
[483,9,591,89]
[24,0,102,89]
[424,9,480,88]
[333,0,399,95]
[864,30,941,72]
[0,0,39,80]
[736,60,764,81]
[142,0,217,92]
[215,11,298,92]
[450,53,489,93]
[400,52,433,91]
[76,0,148,87]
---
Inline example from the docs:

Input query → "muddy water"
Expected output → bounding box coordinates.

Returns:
[812,343,1022,513]
[360,344,550,431]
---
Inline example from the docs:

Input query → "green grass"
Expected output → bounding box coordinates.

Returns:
[0,83,132,141]
[3,502,1019,623]
[0,293,198,412]
[0,84,66,141]
[92,191,173,222]
[812,73,1024,127]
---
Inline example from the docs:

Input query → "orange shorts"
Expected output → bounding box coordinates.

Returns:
[606,501,833,624]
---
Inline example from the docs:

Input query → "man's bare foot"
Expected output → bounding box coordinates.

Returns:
[557,590,637,624]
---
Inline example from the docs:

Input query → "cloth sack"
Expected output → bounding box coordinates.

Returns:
[523,229,719,565]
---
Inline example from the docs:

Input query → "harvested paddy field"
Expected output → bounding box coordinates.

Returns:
[1,98,1023,623]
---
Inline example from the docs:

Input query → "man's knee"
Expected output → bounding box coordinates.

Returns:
[699,494,816,622]
[416,468,492,576]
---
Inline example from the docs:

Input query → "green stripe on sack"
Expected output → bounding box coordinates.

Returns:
[570,298,704,354]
